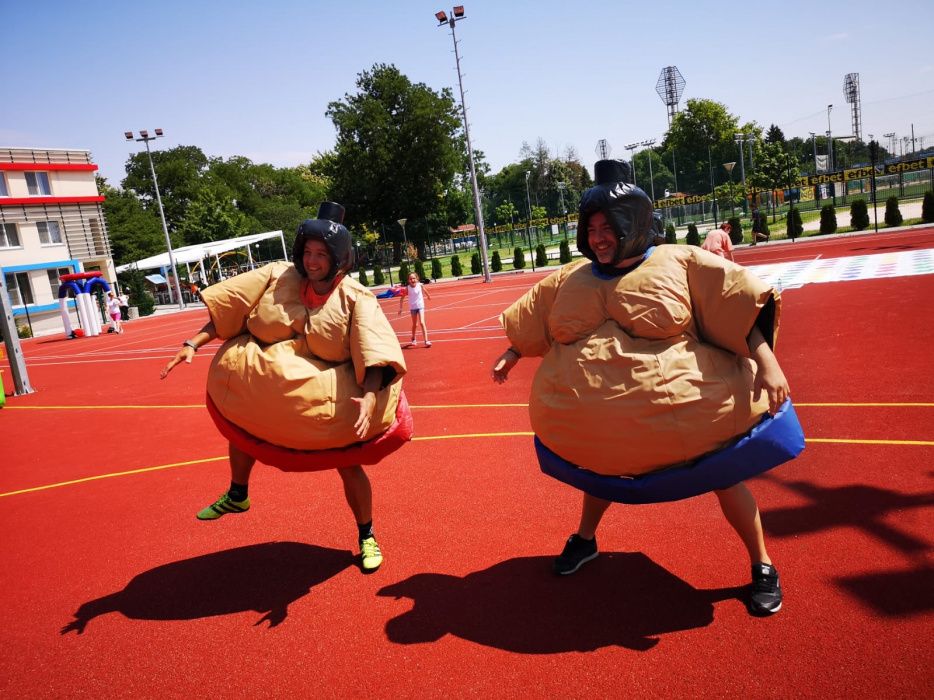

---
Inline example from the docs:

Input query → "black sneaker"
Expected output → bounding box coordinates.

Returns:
[553,534,598,575]
[748,563,783,615]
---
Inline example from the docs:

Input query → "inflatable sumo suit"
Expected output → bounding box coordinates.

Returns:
[500,160,804,503]
[201,202,411,471]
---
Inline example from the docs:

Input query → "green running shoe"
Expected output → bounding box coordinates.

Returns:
[196,492,251,520]
[360,536,383,572]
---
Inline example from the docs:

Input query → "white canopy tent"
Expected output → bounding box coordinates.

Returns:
[115,230,288,277]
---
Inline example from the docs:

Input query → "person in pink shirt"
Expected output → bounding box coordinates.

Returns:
[701,222,735,261]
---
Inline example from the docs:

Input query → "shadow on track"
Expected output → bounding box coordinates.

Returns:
[378,552,745,653]
[62,541,353,634]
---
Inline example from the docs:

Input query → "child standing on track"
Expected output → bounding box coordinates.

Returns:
[398,272,432,347]
[106,291,123,333]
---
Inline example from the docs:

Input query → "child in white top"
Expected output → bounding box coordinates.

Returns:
[398,272,432,347]
[106,291,123,333]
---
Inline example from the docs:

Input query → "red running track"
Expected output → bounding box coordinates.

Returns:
[1,230,932,697]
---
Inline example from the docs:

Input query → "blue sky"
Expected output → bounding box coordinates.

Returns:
[3,0,932,187]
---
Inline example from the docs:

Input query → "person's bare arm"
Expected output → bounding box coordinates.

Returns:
[160,321,217,379]
[747,325,789,412]
[491,347,521,384]
[351,366,384,438]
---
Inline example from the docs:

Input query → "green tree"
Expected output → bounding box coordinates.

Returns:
[414,259,426,280]
[850,199,870,230]
[373,267,385,285]
[451,255,462,276]
[765,124,786,144]
[661,98,752,196]
[358,267,369,286]
[398,260,410,284]
[665,222,678,244]
[122,145,209,232]
[884,196,903,227]
[748,141,800,222]
[430,258,443,279]
[176,187,247,245]
[326,64,463,249]
[819,205,838,234]
[495,201,519,227]
[470,252,481,274]
[99,180,165,265]
[491,250,503,271]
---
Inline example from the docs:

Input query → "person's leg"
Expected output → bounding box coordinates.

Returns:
[715,482,782,615]
[409,311,417,344]
[714,482,769,565]
[555,493,611,575]
[338,466,382,571]
[418,309,430,345]
[337,465,372,525]
[197,442,254,520]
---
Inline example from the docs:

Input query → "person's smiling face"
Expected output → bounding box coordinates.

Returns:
[587,211,618,264]
[302,239,332,282]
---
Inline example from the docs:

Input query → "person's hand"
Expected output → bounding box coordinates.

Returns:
[352,393,378,439]
[160,346,194,379]
[491,349,520,384]
[752,358,790,413]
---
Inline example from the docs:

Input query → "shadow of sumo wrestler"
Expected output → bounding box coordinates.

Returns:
[62,541,353,634]
[378,552,744,653]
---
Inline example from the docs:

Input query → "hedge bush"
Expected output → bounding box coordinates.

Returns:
[513,247,526,269]
[451,255,462,276]
[850,199,869,230]
[373,267,385,285]
[884,196,903,227]
[430,258,443,279]
[819,205,837,234]
[922,190,934,223]
[686,223,701,246]
[727,216,743,244]
[535,244,547,268]
[491,250,502,272]
[471,253,481,274]
[357,267,369,286]
[398,261,410,284]
[414,259,426,280]
[665,221,677,244]
[559,239,572,263]
[786,207,803,239]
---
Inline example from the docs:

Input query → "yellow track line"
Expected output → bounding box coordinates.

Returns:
[0,456,226,498]
[1,434,931,500]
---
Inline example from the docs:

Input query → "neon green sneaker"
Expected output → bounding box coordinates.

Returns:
[360,536,383,572]
[196,493,251,520]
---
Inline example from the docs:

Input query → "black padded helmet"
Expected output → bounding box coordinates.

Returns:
[292,202,355,281]
[577,159,655,268]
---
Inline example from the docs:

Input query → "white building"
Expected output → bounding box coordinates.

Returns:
[0,147,115,337]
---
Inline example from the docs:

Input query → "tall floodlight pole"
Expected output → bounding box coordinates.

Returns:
[397,218,408,250]
[524,170,536,272]
[624,142,639,187]
[724,162,736,216]
[125,129,185,310]
[735,133,747,214]
[640,139,657,201]
[826,105,834,171]
[435,6,491,282]
[655,66,685,127]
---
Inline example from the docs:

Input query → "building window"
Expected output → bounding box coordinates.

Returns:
[47,267,71,298]
[4,272,34,306]
[0,222,20,247]
[37,221,64,245]
[0,173,8,196]
[25,171,52,196]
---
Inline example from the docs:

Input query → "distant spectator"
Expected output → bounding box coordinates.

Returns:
[701,223,735,261]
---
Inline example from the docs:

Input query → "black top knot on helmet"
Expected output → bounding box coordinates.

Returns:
[577,159,655,269]
[292,202,355,280]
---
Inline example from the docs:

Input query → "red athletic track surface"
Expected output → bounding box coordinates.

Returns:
[2,229,932,698]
